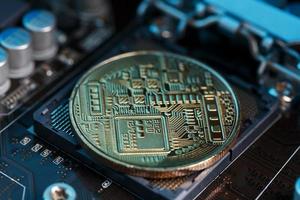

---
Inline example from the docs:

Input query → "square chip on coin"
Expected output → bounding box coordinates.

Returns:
[114,116,169,154]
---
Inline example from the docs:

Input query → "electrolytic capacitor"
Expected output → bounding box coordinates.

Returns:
[0,27,34,78]
[22,10,57,60]
[0,47,11,95]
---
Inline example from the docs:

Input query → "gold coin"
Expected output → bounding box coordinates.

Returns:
[69,51,240,178]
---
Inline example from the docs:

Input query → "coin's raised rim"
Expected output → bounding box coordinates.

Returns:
[69,51,240,178]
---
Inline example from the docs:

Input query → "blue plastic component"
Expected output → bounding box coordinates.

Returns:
[205,0,300,43]
[294,178,300,200]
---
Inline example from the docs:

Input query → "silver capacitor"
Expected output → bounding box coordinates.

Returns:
[0,27,34,79]
[22,10,57,60]
[0,48,11,95]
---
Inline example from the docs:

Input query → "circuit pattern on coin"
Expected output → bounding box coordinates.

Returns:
[69,51,240,177]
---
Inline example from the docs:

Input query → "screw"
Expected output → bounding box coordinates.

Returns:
[269,81,294,112]
[43,182,76,200]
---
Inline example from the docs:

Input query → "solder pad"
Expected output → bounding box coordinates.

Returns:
[69,51,240,178]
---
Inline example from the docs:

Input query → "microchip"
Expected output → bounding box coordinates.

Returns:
[0,0,29,29]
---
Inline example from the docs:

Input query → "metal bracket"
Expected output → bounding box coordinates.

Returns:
[137,0,300,105]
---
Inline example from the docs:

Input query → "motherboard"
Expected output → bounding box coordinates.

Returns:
[0,0,299,200]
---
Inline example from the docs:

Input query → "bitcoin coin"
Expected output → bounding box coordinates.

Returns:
[69,51,240,178]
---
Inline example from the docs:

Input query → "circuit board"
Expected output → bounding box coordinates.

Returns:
[0,0,113,129]
[0,123,136,199]
[31,24,280,199]
[197,105,300,200]
[0,0,299,200]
